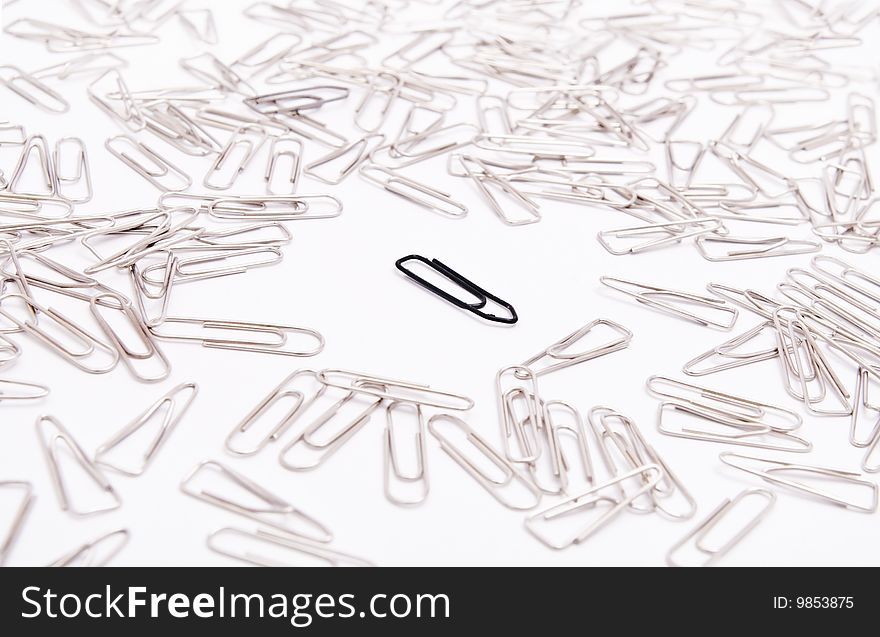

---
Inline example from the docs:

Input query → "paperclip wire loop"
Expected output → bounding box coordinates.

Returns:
[395,254,517,324]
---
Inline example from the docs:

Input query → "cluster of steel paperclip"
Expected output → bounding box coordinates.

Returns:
[2,0,880,567]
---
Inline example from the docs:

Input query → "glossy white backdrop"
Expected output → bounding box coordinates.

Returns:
[1,0,878,566]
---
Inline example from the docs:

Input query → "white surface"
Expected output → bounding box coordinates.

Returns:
[1,0,878,567]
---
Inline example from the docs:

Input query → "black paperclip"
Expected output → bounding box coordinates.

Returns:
[395,255,518,324]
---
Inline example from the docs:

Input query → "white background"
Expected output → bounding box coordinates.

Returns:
[1,0,878,567]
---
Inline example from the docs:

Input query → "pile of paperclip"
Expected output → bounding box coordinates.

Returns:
[2,0,880,567]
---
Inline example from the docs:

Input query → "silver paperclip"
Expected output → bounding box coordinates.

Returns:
[666,489,775,567]
[149,316,324,357]
[304,133,385,185]
[105,135,192,192]
[850,368,880,448]
[48,529,130,567]
[657,401,812,452]
[720,452,878,512]
[524,464,662,550]
[647,376,802,432]
[601,276,739,329]
[384,401,429,507]
[225,370,325,456]
[496,366,542,463]
[53,137,93,204]
[519,319,633,377]
[181,460,332,542]
[278,385,384,471]
[360,164,468,218]
[94,382,198,476]
[204,126,268,190]
[207,527,373,567]
[427,413,541,511]
[0,293,119,374]
[0,481,34,566]
[90,292,171,383]
[0,65,70,113]
[265,135,302,195]
[36,415,121,516]
[318,368,474,411]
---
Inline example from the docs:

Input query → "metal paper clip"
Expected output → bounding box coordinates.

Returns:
[519,319,632,376]
[278,385,385,471]
[851,368,880,448]
[657,402,811,452]
[204,126,267,190]
[87,69,144,131]
[53,137,93,204]
[208,195,342,220]
[427,414,541,511]
[0,293,119,374]
[601,276,739,329]
[524,464,662,550]
[696,235,819,261]
[0,65,69,113]
[541,400,594,495]
[496,366,542,464]
[7,134,57,197]
[207,527,373,567]
[598,218,722,255]
[0,481,34,566]
[459,155,541,226]
[89,292,170,383]
[232,33,304,72]
[304,133,385,185]
[105,135,192,192]
[384,401,429,507]
[148,316,323,357]
[225,370,325,456]
[720,452,878,512]
[318,368,474,411]
[360,164,468,218]
[36,415,121,516]
[0,378,50,401]
[180,52,254,95]
[95,382,198,476]
[666,489,775,567]
[48,529,129,567]
[177,9,217,44]
[265,135,302,195]
[181,460,332,542]
[139,247,283,285]
[395,254,517,324]
[647,376,801,432]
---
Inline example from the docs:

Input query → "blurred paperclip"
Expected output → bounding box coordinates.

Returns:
[181,460,333,542]
[666,489,775,567]
[48,529,130,567]
[207,527,373,567]
[0,481,34,566]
